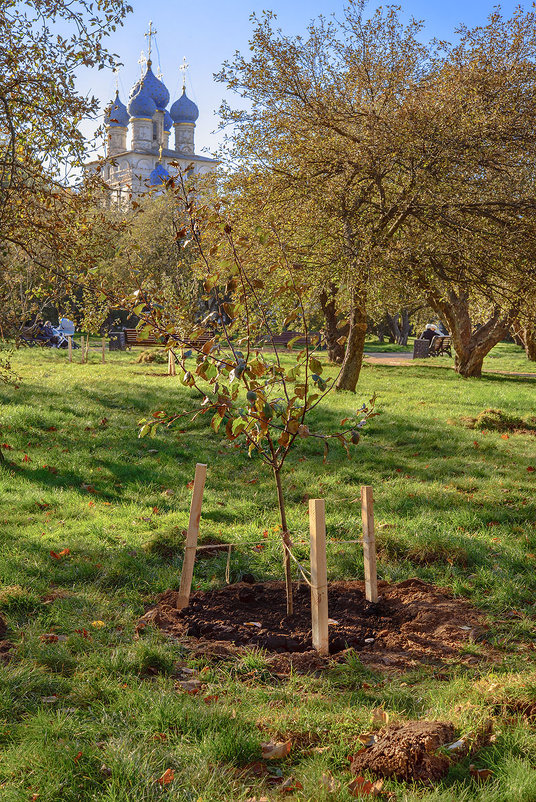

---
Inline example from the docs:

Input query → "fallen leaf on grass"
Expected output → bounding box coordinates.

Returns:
[527,466,535,473]
[357,732,376,747]
[245,797,270,802]
[157,768,174,786]
[91,620,105,629]
[261,740,292,760]
[39,633,61,643]
[348,776,384,797]
[50,548,70,560]
[177,679,202,693]
[152,733,167,741]
[371,708,389,726]
[203,695,219,704]
[469,765,493,782]
[320,771,340,792]
[279,776,303,792]
[80,483,98,493]
[74,751,82,763]
[186,480,194,490]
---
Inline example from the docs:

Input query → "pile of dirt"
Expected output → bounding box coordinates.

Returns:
[458,407,536,433]
[350,721,455,784]
[136,349,168,364]
[140,578,489,672]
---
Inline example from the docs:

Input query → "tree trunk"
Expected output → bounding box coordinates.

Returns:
[274,467,293,616]
[335,290,367,392]
[525,326,536,361]
[428,288,513,378]
[319,284,345,364]
[399,308,411,346]
[385,313,401,344]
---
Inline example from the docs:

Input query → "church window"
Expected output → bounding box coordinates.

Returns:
[152,121,157,140]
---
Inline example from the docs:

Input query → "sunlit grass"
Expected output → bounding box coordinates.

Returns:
[0,342,535,800]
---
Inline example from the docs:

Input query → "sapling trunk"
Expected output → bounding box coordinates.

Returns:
[274,466,293,616]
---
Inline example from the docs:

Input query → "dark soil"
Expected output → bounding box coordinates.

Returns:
[141,578,489,672]
[350,721,456,784]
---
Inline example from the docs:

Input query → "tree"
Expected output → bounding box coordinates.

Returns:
[216,3,536,385]
[0,0,131,338]
[134,172,377,616]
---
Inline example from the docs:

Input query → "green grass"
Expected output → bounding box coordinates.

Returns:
[0,343,535,800]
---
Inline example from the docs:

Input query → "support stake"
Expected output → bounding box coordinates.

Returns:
[168,349,176,376]
[177,463,207,610]
[102,337,106,364]
[309,498,329,656]
[361,486,378,602]
[68,335,72,363]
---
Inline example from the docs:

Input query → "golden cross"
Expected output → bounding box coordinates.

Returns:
[145,20,157,63]
[138,50,147,75]
[179,56,189,90]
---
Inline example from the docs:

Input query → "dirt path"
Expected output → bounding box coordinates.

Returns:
[364,353,536,377]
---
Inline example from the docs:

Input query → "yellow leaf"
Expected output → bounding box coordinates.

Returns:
[261,739,292,760]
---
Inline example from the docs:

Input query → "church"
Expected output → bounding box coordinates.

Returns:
[94,28,217,201]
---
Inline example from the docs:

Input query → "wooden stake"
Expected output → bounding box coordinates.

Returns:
[80,335,85,364]
[85,336,90,363]
[309,498,329,656]
[168,349,176,376]
[68,335,72,363]
[361,486,378,603]
[177,463,207,610]
[101,337,106,364]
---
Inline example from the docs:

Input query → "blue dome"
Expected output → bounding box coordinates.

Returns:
[105,91,129,127]
[163,110,173,132]
[170,88,199,123]
[128,84,157,119]
[142,64,170,110]
[149,162,170,186]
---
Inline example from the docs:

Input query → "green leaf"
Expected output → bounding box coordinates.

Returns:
[139,423,151,438]
[211,413,224,433]
[309,356,323,374]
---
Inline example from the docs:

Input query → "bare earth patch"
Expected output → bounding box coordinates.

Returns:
[140,578,489,672]
[350,721,456,784]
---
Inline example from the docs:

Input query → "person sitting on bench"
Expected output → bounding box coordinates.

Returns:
[419,324,440,342]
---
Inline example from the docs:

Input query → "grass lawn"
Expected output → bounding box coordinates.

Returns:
[0,343,535,801]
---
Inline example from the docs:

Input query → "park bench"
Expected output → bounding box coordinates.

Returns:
[430,335,452,357]
[124,328,215,352]
[123,328,160,348]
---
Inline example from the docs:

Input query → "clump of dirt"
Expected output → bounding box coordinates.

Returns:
[350,721,455,784]
[0,640,14,663]
[458,408,536,434]
[136,349,168,364]
[141,578,489,672]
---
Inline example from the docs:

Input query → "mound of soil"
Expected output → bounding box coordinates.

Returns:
[141,578,488,671]
[350,721,455,784]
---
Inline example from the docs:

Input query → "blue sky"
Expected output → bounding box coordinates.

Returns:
[79,0,529,158]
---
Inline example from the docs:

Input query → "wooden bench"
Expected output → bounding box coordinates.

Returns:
[123,328,161,348]
[124,328,215,351]
[430,335,452,357]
